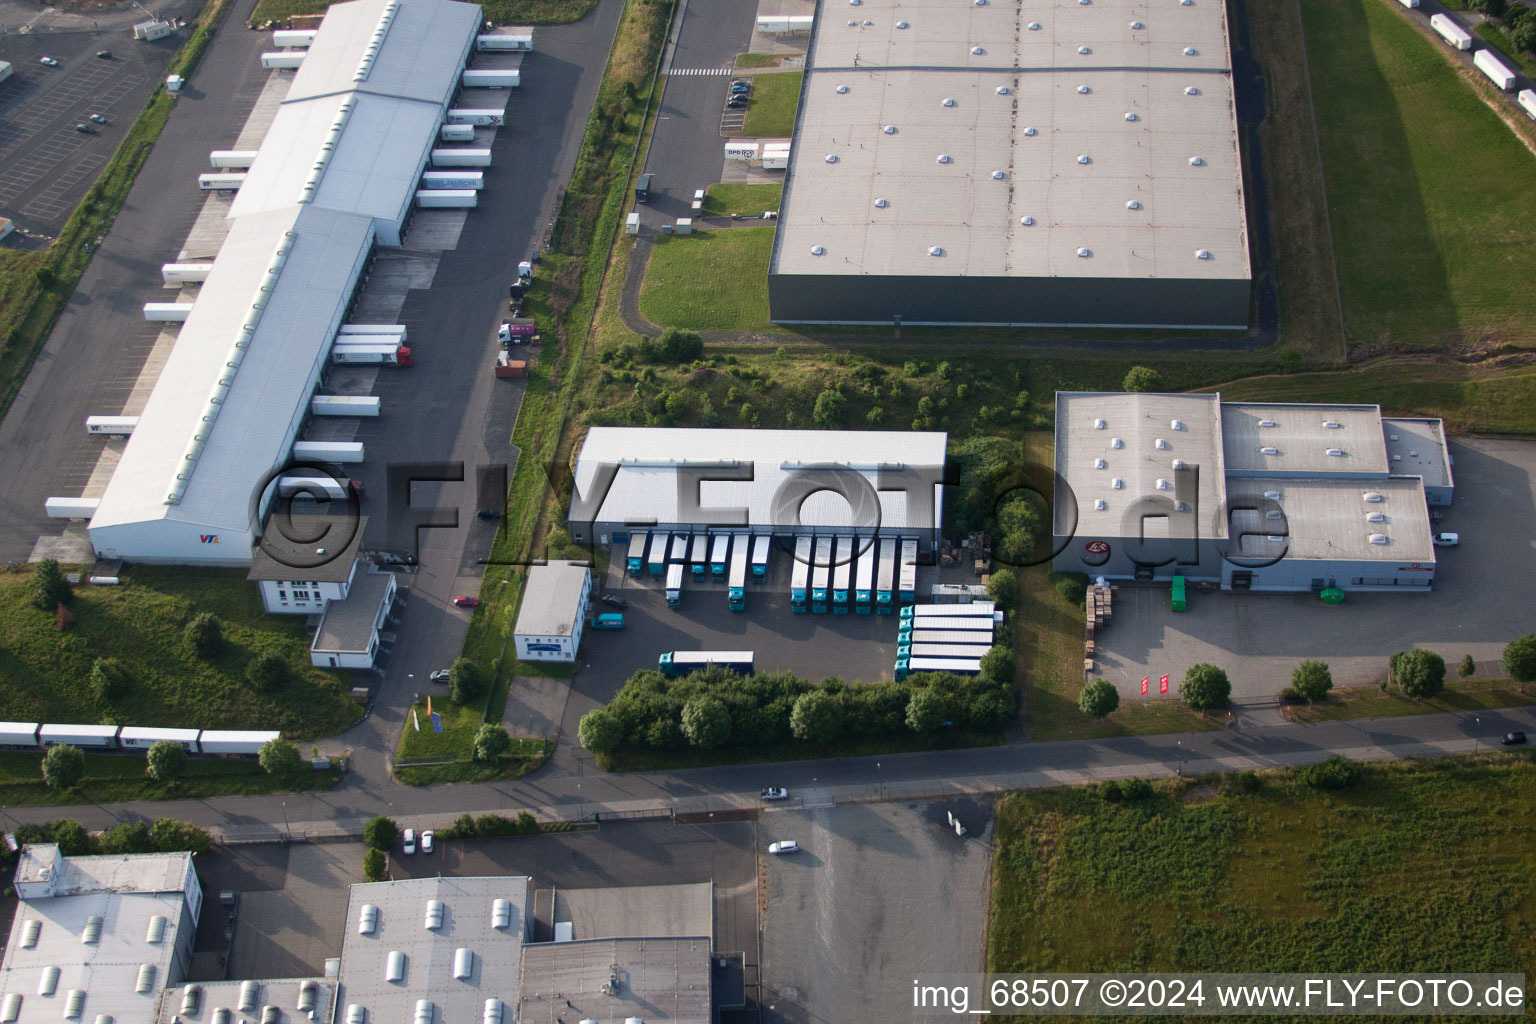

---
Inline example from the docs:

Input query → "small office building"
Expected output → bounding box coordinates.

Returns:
[513,561,591,663]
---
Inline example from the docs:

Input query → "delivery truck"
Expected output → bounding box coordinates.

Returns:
[198,173,247,190]
[666,563,684,608]
[832,536,853,614]
[647,534,667,575]
[876,537,896,614]
[811,537,832,614]
[728,533,749,611]
[659,651,754,677]
[1521,88,1536,121]
[476,31,533,50]
[626,532,648,576]
[791,536,811,613]
[421,170,484,190]
[272,28,317,46]
[897,629,998,646]
[690,534,709,576]
[331,342,412,366]
[339,323,407,341]
[854,538,875,613]
[446,108,505,126]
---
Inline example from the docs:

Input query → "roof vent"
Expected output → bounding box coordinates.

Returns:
[863,18,872,24]
[1077,84,1091,94]
[1020,216,1035,226]
[261,1006,280,1024]
[1363,492,1384,503]
[1078,45,1091,54]
[1093,499,1107,511]
[1171,419,1185,430]
[1327,448,1344,457]
[1189,156,1205,166]
[1369,534,1389,545]
[937,154,952,163]
[1156,479,1170,491]
[21,920,40,949]
[1077,154,1091,164]
[39,968,60,997]
[1185,86,1201,95]
[424,900,445,930]
[213,1010,231,1024]
[971,45,984,54]
[896,19,909,27]
[2,995,20,1024]
[385,952,406,983]
[1111,437,1124,449]
[1093,418,1107,429]
[1195,249,1211,260]
[1388,433,1398,440]
[835,84,849,93]
[874,198,888,208]
[1126,200,1141,210]
[482,1001,503,1024]
[1182,0,1193,4]
[1175,500,1190,512]
[491,899,513,929]
[1112,478,1124,489]
[1266,535,1287,544]
[991,170,1006,180]
[1172,458,1187,469]
[1124,111,1138,121]
[1094,458,1107,469]
[413,1002,433,1024]
[358,904,379,934]
[1392,454,1402,462]
[1263,490,1281,500]
[1259,419,1277,427]
[81,915,103,944]
[1266,510,1284,520]
[64,992,85,1021]
[297,982,318,1013]
[1260,446,1279,456]
[811,245,825,256]
[975,0,987,6]
[941,97,956,107]
[1023,126,1037,136]
[824,154,838,163]
[346,1008,366,1024]
[928,246,944,257]
[239,982,261,1012]
[134,966,155,996]
[453,949,474,981]
[996,85,1010,94]
[1367,512,1387,523]
[1076,247,1092,258]
[1323,420,1342,429]
[1184,46,1198,55]
[1409,450,1419,457]
[882,124,896,134]
[1028,20,1041,29]
[1155,438,1170,450]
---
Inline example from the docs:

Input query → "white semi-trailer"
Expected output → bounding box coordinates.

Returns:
[476,32,532,50]
[161,262,214,285]
[293,440,365,463]
[143,302,193,322]
[1473,48,1517,90]
[462,68,519,88]
[415,189,477,209]
[339,323,407,341]
[1430,13,1472,50]
[446,108,506,126]
[430,148,492,168]
[421,170,485,190]
[272,28,317,47]
[85,416,139,436]
[331,342,412,366]
[208,150,259,169]
[440,123,477,142]
[260,51,305,69]
[1520,88,1536,121]
[310,395,381,417]
[198,172,247,190]
[44,497,100,519]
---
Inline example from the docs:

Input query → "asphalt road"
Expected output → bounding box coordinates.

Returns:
[0,0,277,562]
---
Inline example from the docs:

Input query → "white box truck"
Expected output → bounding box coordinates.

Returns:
[1431,13,1472,50]
[161,262,213,285]
[85,416,139,436]
[272,28,317,47]
[339,323,407,341]
[476,32,532,51]
[331,342,412,366]
[209,150,258,169]
[1473,48,1517,90]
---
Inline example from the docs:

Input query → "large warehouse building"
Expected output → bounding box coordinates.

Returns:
[566,427,948,551]
[1052,393,1453,591]
[767,0,1251,327]
[68,0,481,565]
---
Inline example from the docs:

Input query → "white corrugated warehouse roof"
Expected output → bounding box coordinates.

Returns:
[570,428,948,532]
[773,0,1250,280]
[514,561,589,638]
[86,0,478,560]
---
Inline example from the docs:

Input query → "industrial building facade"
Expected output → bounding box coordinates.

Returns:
[513,561,591,663]
[566,427,948,552]
[1052,393,1453,592]
[767,0,1252,328]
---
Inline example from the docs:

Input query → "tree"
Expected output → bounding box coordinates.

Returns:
[32,558,71,612]
[789,690,843,744]
[655,328,703,364]
[1122,365,1161,392]
[1460,653,1477,679]
[1078,679,1120,719]
[578,708,624,754]
[516,811,539,835]
[680,695,731,749]
[50,819,95,856]
[151,819,211,856]
[364,816,399,851]
[472,723,512,762]
[812,389,847,428]
[42,744,85,789]
[449,658,484,705]
[1502,635,1536,684]
[258,736,303,776]
[184,612,223,657]
[246,651,289,692]
[905,688,948,735]
[146,740,188,782]
[34,265,57,290]
[1394,649,1445,700]
[99,821,154,855]
[363,848,386,882]
[1290,660,1333,705]
[91,657,133,703]
[986,568,1017,611]
[980,645,1015,684]
[1181,664,1231,713]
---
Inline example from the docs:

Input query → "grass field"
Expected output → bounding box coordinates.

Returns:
[735,52,796,69]
[0,751,341,806]
[988,755,1536,977]
[1288,678,1533,723]
[0,568,358,740]
[741,71,802,138]
[700,183,782,218]
[638,227,775,332]
[1302,0,1536,351]
[251,0,594,25]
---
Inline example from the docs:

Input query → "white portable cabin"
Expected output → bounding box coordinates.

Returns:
[724,142,758,162]
[440,123,477,142]
[39,724,119,748]
[86,416,139,436]
[1473,49,1517,90]
[208,150,258,169]
[198,730,280,755]
[310,395,381,417]
[198,173,247,190]
[430,148,492,168]
[416,189,478,208]
[143,302,193,322]
[462,68,520,88]
[338,323,407,341]
[293,440,365,464]
[272,28,317,47]
[44,497,100,519]
[161,262,214,285]
[476,32,533,51]
[119,726,200,752]
[421,170,485,190]
[1430,13,1472,50]
[0,723,39,748]
[446,108,505,126]
[1520,88,1536,121]
[260,51,306,69]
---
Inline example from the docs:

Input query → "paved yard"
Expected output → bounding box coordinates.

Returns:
[1094,438,1536,700]
[761,799,993,1024]
[226,843,357,979]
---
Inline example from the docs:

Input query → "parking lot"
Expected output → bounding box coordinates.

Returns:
[1094,437,1536,700]
[761,799,992,1024]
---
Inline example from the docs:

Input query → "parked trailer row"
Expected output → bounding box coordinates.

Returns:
[339,323,408,341]
[86,416,139,437]
[0,723,281,755]
[1430,13,1472,50]
[161,262,214,285]
[199,172,247,191]
[415,189,477,209]
[1473,48,1517,91]
[311,395,381,417]
[430,148,492,168]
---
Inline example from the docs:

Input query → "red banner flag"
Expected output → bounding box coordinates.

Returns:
[1159,674,1170,695]
[1140,676,1149,696]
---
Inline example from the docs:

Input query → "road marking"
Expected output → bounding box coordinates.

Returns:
[670,67,735,76]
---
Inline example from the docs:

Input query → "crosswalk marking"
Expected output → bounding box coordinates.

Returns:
[669,67,735,76]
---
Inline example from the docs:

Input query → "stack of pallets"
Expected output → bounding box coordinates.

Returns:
[1083,584,1115,678]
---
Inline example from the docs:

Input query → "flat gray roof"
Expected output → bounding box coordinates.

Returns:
[154,979,335,1024]
[14,846,197,899]
[249,514,368,583]
[547,883,712,943]
[513,562,590,639]
[1383,418,1453,490]
[1222,403,1389,476]
[772,0,1249,281]
[1226,475,1435,563]
[515,938,712,1024]
[312,569,395,655]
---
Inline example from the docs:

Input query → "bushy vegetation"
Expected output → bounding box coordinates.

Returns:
[1181,664,1231,712]
[1392,649,1446,700]
[16,817,211,857]
[440,811,542,839]
[364,816,398,851]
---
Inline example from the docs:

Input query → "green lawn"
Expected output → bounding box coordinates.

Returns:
[735,52,796,69]
[1288,678,1533,723]
[1301,0,1536,350]
[740,71,802,137]
[252,0,594,25]
[989,755,1536,977]
[0,752,341,807]
[0,568,358,740]
[700,183,782,218]
[394,738,550,786]
[638,227,776,332]
[398,694,483,759]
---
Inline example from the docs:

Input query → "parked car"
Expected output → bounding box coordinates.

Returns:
[730,83,750,95]
[402,828,417,854]
[761,787,789,801]
[1502,731,1527,746]
[768,840,799,854]
[1433,532,1460,547]
[96,50,112,59]
[591,613,625,630]
[727,96,748,109]
[89,114,108,124]
[452,595,479,607]
[477,507,501,520]
[39,56,59,67]
[430,669,451,684]
[730,79,749,89]
[74,124,97,134]
[421,830,435,854]
[693,188,706,202]
[599,593,627,610]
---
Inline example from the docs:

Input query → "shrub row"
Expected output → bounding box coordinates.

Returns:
[14,817,212,857]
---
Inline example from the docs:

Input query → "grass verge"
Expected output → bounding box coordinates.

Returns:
[0,567,359,739]
[638,227,775,332]
[1287,678,1534,723]
[988,754,1536,976]
[394,738,550,786]
[740,71,802,137]
[700,183,782,218]
[250,0,596,26]
[735,52,797,69]
[1474,23,1536,78]
[0,752,341,807]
